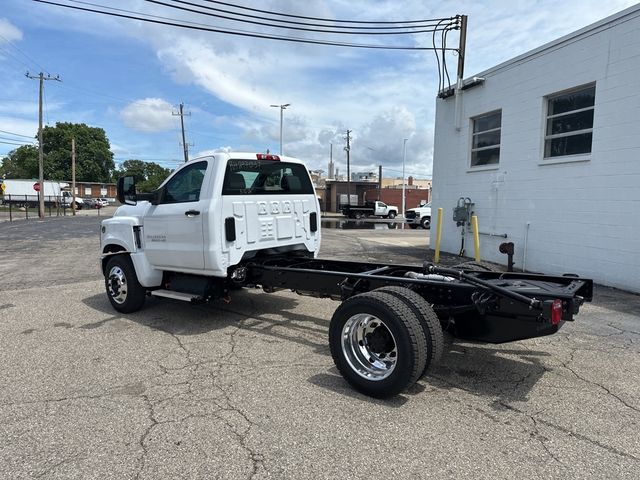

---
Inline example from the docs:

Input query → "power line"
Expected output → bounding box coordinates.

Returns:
[143,0,452,35]
[0,140,35,146]
[0,33,48,72]
[34,0,460,51]
[194,0,448,25]
[0,129,35,139]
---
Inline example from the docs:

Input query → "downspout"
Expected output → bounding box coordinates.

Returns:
[523,221,531,272]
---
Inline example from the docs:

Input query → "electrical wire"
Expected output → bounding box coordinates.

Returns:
[43,82,50,125]
[0,129,35,139]
[196,0,446,25]
[34,0,459,51]
[0,140,35,146]
[144,0,450,33]
[0,33,48,72]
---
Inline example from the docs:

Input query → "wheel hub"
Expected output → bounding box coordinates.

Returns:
[365,326,394,353]
[107,266,128,305]
[341,314,398,381]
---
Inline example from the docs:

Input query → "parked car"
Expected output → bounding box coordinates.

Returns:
[96,198,110,207]
[84,198,102,209]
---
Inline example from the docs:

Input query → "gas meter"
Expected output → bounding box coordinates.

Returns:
[453,197,473,226]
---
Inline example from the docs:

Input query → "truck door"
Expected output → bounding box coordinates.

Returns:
[375,201,387,216]
[143,160,209,270]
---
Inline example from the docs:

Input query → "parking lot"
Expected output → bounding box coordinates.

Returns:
[1,215,639,479]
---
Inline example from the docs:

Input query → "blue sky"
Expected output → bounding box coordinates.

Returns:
[0,0,637,179]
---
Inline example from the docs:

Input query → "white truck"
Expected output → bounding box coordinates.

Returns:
[0,179,81,209]
[101,153,321,313]
[341,200,398,219]
[405,201,431,229]
[100,152,593,398]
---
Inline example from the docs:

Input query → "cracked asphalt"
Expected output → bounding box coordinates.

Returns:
[0,215,639,479]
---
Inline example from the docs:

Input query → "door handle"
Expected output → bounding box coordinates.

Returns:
[185,209,200,217]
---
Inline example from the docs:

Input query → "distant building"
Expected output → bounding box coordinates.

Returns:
[68,181,117,200]
[431,5,640,292]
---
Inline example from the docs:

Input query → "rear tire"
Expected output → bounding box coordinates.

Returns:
[105,255,146,313]
[373,286,443,377]
[452,261,500,272]
[329,291,427,398]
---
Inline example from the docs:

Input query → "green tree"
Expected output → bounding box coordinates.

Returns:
[42,122,115,182]
[117,159,171,192]
[0,145,39,178]
[0,123,116,182]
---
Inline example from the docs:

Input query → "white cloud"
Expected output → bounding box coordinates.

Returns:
[0,18,22,42]
[120,98,176,132]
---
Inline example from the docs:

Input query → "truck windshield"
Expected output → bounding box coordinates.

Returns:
[222,160,314,195]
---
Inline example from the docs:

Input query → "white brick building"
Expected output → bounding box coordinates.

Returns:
[432,5,640,292]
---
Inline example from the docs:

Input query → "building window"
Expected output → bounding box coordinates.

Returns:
[471,110,501,167]
[84,187,91,196]
[544,84,595,158]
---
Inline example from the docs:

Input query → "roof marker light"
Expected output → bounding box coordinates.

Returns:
[256,154,280,161]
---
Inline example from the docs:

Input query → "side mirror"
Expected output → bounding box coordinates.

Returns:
[117,176,138,205]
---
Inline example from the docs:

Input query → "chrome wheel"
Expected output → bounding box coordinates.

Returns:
[342,313,398,381]
[107,266,128,305]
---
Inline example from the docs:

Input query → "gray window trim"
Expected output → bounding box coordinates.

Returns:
[543,83,595,159]
[470,110,502,167]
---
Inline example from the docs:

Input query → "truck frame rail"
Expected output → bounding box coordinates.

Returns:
[245,256,593,344]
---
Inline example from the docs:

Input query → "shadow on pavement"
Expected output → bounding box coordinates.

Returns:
[427,341,551,404]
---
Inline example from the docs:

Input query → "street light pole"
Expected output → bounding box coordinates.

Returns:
[270,103,290,155]
[402,138,408,216]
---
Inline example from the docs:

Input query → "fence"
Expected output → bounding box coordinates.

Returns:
[0,195,101,221]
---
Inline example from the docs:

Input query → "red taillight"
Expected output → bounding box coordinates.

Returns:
[551,299,563,325]
[256,154,280,161]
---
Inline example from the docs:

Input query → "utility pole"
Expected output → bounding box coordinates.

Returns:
[454,15,468,130]
[402,138,408,216]
[26,71,61,218]
[173,102,191,162]
[344,130,351,205]
[71,137,76,216]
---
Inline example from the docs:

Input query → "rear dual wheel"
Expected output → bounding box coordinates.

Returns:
[329,289,442,398]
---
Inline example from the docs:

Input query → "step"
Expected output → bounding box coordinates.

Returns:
[150,289,203,302]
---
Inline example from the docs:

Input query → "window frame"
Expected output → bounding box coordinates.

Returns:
[470,109,502,168]
[159,160,208,204]
[543,83,595,160]
[221,160,314,196]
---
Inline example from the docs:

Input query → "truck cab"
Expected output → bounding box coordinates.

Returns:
[405,201,431,229]
[100,153,321,312]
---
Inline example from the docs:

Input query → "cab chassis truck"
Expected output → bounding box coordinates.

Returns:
[100,153,593,398]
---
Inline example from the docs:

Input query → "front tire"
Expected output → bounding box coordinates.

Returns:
[329,291,427,398]
[387,211,397,219]
[420,216,431,229]
[105,255,146,313]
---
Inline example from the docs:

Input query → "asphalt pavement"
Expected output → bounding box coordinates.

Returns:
[0,214,638,479]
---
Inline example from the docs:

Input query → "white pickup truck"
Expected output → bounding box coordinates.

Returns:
[99,151,593,399]
[405,202,431,229]
[100,153,321,313]
[341,200,398,219]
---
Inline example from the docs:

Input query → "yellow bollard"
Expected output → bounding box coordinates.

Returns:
[471,215,480,262]
[434,207,443,263]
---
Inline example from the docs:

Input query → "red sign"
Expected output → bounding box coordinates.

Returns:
[33,182,40,192]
